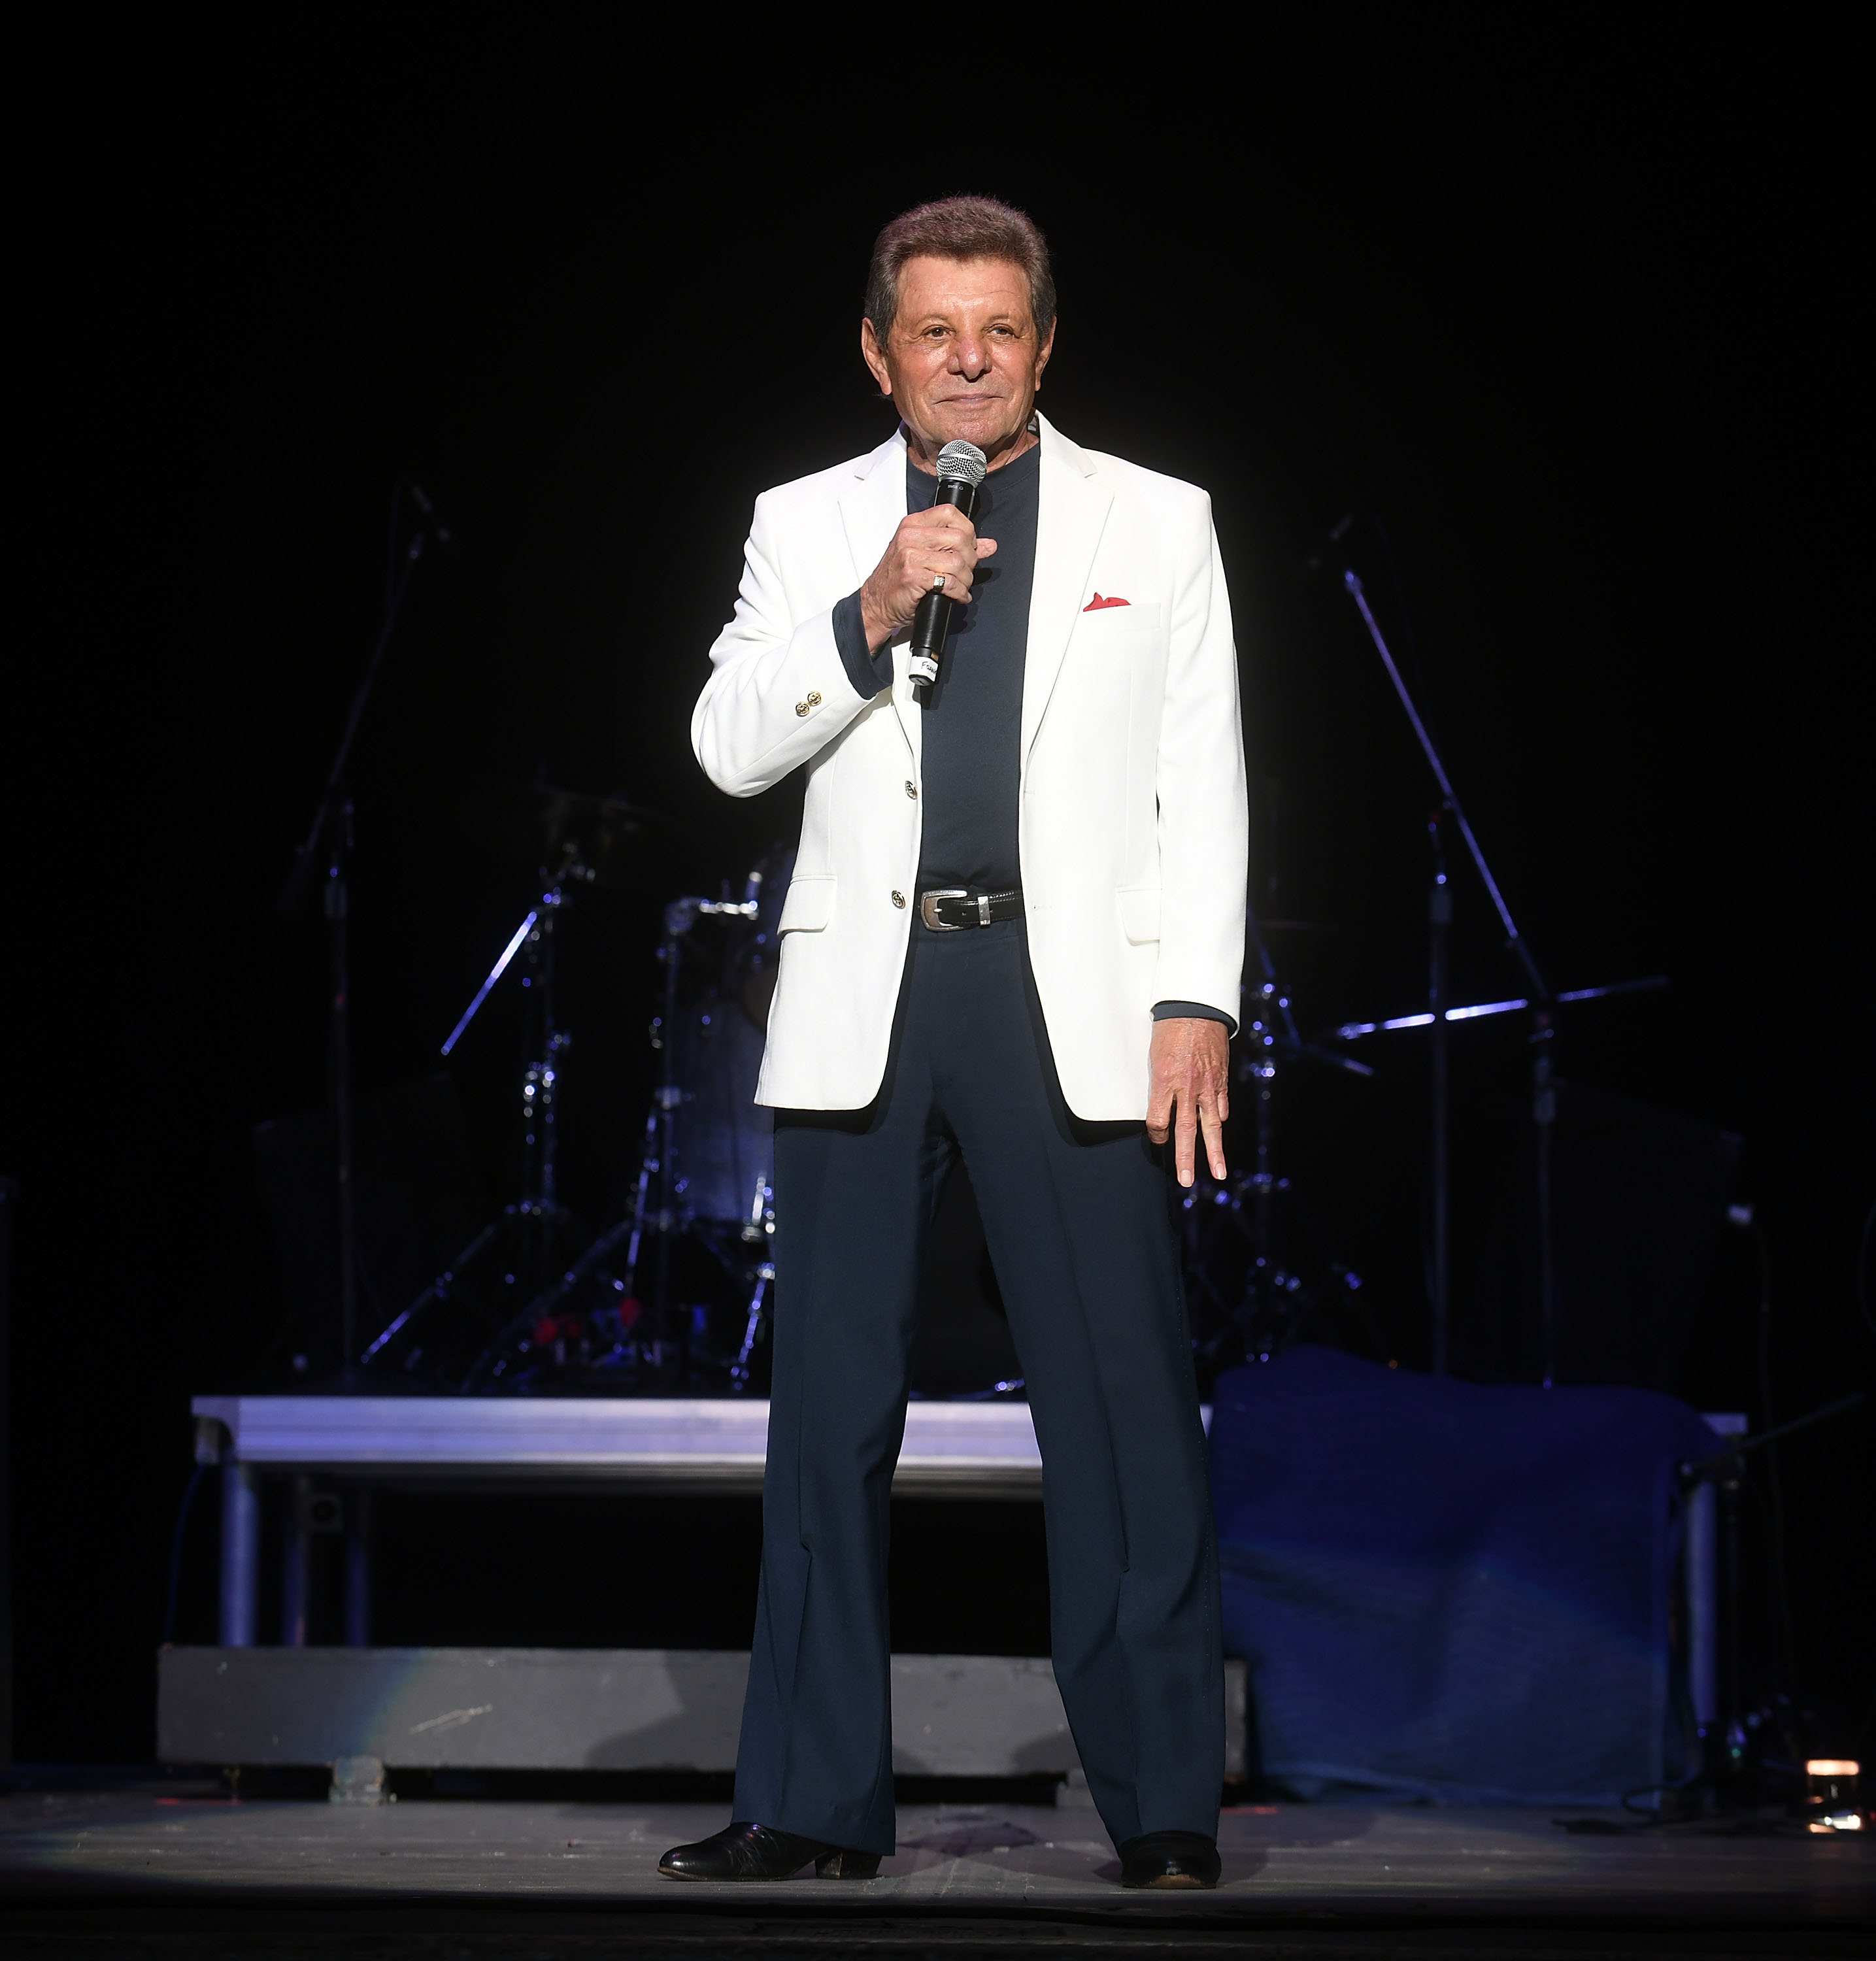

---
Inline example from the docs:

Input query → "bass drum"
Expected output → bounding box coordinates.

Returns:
[665,846,793,1225]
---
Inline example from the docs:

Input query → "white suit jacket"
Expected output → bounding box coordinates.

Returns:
[691,413,1248,1121]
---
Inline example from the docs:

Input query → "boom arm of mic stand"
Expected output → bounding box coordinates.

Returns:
[277,499,443,913]
[1337,565,1551,1005]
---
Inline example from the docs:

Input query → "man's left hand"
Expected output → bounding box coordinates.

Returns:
[1147,1017,1231,1188]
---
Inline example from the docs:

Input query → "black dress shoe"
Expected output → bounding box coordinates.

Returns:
[1118,1830,1220,1889]
[658,1820,881,1881]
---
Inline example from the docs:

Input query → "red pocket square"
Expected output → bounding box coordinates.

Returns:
[1083,593,1130,611]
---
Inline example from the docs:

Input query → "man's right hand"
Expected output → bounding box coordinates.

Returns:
[859,506,997,653]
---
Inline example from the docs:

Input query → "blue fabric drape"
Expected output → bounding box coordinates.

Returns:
[1210,1345,1720,1805]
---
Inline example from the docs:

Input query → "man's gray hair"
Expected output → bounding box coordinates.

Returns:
[864,195,1056,345]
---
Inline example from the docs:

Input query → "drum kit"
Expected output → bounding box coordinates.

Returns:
[355,779,796,1394]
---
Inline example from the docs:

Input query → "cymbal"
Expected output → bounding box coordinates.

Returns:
[461,779,695,890]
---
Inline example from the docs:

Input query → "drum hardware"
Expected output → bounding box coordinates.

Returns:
[360,853,594,1379]
[387,850,788,1393]
[358,777,688,1383]
[724,1173,778,1383]
[443,862,580,1292]
[413,778,702,1354]
[460,1098,773,1392]
[599,867,779,1391]
[731,1246,776,1391]
[1182,909,1379,1380]
[359,1201,552,1373]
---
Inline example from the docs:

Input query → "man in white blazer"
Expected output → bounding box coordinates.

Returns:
[662,198,1247,1890]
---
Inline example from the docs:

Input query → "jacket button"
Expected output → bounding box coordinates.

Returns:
[904,780,917,799]
[794,701,809,718]
[805,690,822,707]
[891,890,907,909]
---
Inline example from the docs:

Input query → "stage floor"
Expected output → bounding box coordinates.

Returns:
[1,1788,1870,1956]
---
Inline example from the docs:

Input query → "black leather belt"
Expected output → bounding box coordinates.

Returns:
[919,886,1022,931]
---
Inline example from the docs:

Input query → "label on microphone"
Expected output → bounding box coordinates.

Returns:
[907,654,938,685]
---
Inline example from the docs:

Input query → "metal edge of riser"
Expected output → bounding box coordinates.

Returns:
[158,1649,1247,1777]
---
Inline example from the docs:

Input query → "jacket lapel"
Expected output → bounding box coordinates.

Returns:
[837,431,918,763]
[1022,414,1113,776]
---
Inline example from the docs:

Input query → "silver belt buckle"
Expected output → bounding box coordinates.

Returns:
[920,888,967,931]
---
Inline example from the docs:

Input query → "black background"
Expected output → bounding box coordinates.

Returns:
[5,21,1869,1763]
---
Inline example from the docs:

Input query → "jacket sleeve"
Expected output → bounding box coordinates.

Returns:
[690,490,880,798]
[1152,495,1249,1020]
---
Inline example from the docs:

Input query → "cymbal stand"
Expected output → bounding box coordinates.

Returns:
[1181,912,1373,1369]
[517,889,571,1297]
[442,868,580,1297]
[278,480,452,1383]
[536,899,688,1383]
[1328,546,1562,1383]
[651,899,686,1335]
[360,865,583,1377]
[730,1174,775,1391]
[1239,916,1298,1342]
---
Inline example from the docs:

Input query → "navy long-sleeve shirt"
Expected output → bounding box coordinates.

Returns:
[832,443,1230,1031]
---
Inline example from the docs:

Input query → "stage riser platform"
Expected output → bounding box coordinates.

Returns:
[158,1648,1248,1779]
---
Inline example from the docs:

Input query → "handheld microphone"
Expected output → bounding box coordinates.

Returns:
[908,440,988,703]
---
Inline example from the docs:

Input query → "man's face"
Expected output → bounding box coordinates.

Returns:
[862,254,1054,462]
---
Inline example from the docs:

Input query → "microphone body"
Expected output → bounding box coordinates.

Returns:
[908,441,987,703]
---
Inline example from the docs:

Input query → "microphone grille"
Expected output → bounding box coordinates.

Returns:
[935,440,988,488]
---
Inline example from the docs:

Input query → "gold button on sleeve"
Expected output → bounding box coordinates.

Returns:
[891,890,907,909]
[904,780,917,799]
[794,701,809,717]
[805,690,822,707]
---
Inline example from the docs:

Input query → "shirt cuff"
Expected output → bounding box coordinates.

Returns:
[1153,999,1239,1037]
[833,590,894,699]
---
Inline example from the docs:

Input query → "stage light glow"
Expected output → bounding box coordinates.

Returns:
[1803,1760,1861,1831]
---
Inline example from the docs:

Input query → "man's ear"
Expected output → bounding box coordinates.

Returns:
[1033,316,1057,392]
[860,318,894,399]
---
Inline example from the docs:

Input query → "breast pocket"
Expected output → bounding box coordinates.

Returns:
[1073,599,1160,643]
[1069,601,1162,682]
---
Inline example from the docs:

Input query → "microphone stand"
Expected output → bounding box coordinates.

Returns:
[278,484,448,1385]
[1324,539,1561,1382]
[1428,810,1452,1375]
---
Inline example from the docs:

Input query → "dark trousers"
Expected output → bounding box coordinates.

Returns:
[732,914,1222,1854]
